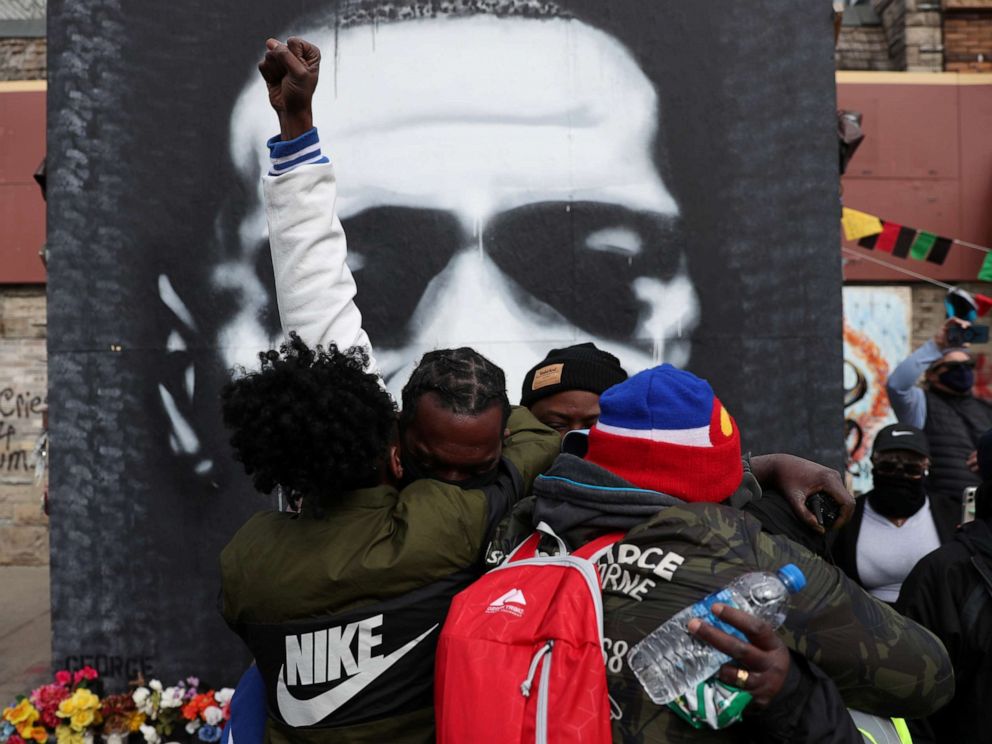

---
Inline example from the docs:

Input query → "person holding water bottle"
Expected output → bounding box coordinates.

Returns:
[515,364,953,741]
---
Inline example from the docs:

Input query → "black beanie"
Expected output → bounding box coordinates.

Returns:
[520,343,628,408]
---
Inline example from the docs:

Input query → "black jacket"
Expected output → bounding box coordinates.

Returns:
[896,518,992,744]
[923,389,992,505]
[829,491,958,592]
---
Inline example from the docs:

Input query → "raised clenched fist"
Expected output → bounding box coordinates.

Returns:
[258,37,320,140]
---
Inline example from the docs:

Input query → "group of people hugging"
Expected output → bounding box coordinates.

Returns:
[213,37,967,744]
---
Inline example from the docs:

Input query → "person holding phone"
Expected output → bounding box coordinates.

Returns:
[886,313,992,510]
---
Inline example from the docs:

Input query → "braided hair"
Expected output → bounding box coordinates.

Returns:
[399,347,510,431]
[221,333,397,508]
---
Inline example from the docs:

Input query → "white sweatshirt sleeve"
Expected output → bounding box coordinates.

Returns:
[261,129,378,375]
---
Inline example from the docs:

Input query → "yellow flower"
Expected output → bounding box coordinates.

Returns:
[58,687,101,723]
[26,724,49,743]
[3,699,39,726]
[57,696,78,718]
[74,688,100,711]
[70,708,95,732]
[57,724,83,744]
[127,711,147,732]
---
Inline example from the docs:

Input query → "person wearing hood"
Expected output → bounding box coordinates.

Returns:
[511,364,953,742]
[886,310,992,511]
[831,424,957,603]
[896,427,992,744]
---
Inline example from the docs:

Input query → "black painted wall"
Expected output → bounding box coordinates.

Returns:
[47,0,843,686]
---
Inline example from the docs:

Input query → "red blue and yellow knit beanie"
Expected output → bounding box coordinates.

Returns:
[584,364,742,502]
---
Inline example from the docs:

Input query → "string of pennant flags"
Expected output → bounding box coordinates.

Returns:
[842,207,992,282]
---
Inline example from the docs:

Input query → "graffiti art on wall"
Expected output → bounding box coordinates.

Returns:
[48,0,842,683]
[842,286,912,494]
[0,387,46,475]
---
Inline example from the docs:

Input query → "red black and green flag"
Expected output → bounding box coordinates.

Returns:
[891,226,917,258]
[926,237,953,265]
[979,253,992,282]
[909,231,936,260]
[858,221,903,251]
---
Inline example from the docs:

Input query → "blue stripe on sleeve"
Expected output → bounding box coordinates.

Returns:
[265,128,330,176]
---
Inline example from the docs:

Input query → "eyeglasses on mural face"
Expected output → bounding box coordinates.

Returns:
[338,202,686,345]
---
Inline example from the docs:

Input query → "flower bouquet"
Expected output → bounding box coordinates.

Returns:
[1,667,103,744]
[2,670,233,744]
[178,689,232,744]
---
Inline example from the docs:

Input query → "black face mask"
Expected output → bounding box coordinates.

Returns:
[400,451,501,490]
[868,472,927,519]
[938,364,974,394]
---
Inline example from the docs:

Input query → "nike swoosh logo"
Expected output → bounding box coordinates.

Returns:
[276,623,439,727]
[891,431,914,436]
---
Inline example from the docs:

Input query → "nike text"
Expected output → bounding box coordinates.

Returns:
[285,615,384,686]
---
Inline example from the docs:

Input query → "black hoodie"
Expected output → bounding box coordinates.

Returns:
[896,517,992,743]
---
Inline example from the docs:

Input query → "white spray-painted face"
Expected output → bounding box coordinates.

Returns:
[223,14,699,398]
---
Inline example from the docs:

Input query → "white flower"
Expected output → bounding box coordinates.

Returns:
[203,706,224,726]
[214,688,234,706]
[140,724,161,744]
[133,688,154,715]
[160,687,184,709]
[185,721,200,735]
[149,679,163,692]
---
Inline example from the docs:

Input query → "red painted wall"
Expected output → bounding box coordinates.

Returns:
[839,72,992,283]
[0,85,46,284]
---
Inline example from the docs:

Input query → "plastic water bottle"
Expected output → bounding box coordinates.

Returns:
[626,564,806,705]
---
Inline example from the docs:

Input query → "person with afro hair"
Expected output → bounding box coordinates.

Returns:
[221,332,398,513]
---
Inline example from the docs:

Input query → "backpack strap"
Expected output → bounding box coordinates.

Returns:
[505,532,545,563]
[572,532,626,561]
[505,526,623,564]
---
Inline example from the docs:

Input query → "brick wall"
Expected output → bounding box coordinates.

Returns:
[944,0,992,8]
[0,286,47,565]
[870,0,945,71]
[837,26,899,70]
[0,38,45,80]
[944,13,992,71]
[874,0,909,68]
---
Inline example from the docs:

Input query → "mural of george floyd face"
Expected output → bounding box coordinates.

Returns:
[48,0,843,685]
[219,7,696,399]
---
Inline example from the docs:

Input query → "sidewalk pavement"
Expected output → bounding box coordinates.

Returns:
[0,565,51,704]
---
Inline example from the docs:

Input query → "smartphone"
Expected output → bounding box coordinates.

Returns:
[947,324,990,346]
[963,486,977,524]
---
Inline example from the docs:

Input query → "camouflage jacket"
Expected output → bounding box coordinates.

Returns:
[496,455,956,743]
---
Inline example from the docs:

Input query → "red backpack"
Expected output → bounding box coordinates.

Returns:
[435,523,623,744]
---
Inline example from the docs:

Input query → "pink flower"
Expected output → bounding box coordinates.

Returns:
[72,666,98,684]
[31,682,71,728]
[55,671,72,686]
